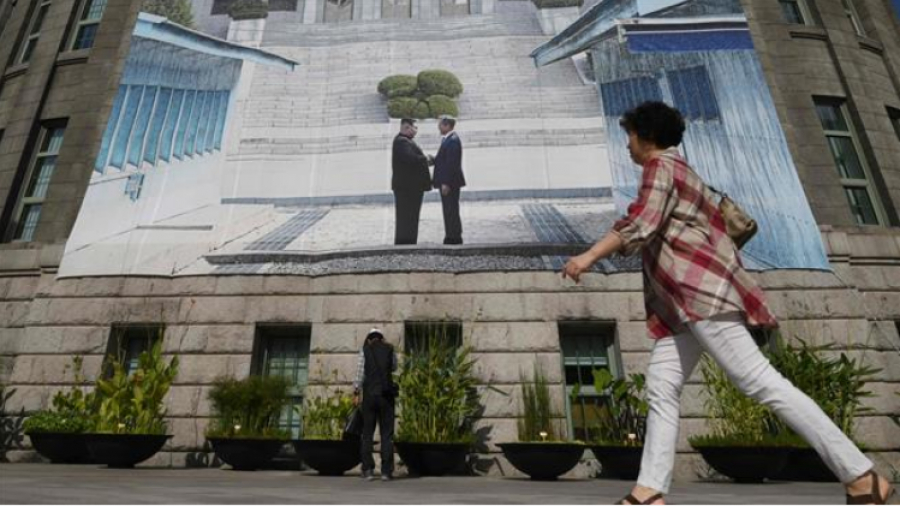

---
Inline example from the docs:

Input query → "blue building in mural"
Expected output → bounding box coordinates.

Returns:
[531,0,831,270]
[93,13,296,200]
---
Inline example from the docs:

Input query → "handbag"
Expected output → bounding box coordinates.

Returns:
[709,185,758,249]
[365,345,399,400]
[343,407,363,438]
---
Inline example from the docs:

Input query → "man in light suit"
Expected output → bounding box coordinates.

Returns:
[430,116,466,245]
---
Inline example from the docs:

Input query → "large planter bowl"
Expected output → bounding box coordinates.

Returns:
[693,445,791,483]
[396,442,469,476]
[208,437,286,471]
[27,432,91,464]
[773,447,838,482]
[498,442,584,481]
[591,445,643,480]
[293,439,361,476]
[85,433,171,468]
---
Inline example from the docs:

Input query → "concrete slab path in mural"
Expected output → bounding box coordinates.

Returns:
[0,463,850,504]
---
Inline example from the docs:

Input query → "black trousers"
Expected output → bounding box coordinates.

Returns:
[360,393,395,476]
[441,187,463,245]
[394,190,424,245]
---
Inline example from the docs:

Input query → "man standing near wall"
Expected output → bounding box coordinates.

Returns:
[391,119,432,245]
[353,329,398,481]
[431,116,466,245]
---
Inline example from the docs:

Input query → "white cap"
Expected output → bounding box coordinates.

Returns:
[366,328,385,340]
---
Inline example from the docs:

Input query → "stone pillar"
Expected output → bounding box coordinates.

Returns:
[303,0,318,23]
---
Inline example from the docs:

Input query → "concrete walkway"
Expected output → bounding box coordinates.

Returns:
[0,464,849,504]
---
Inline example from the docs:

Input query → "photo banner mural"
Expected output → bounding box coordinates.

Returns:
[59,0,830,277]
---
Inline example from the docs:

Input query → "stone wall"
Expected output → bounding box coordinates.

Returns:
[1,228,898,479]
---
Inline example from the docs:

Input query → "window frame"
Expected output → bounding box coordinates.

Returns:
[106,324,164,377]
[841,0,866,36]
[779,0,813,25]
[68,0,107,51]
[558,321,621,442]
[11,121,66,242]
[252,325,312,439]
[814,98,886,226]
[888,107,900,144]
[16,0,52,65]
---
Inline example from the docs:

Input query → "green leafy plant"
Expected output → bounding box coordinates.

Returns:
[768,337,878,436]
[396,325,481,444]
[425,95,459,118]
[377,75,418,99]
[94,340,179,435]
[141,0,195,27]
[517,364,562,442]
[206,375,290,440]
[227,0,268,20]
[1,383,24,462]
[689,356,785,446]
[300,388,354,441]
[416,70,463,98]
[590,369,648,446]
[23,356,96,435]
[378,70,463,119]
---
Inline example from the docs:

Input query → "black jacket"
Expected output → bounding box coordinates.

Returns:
[392,134,432,193]
[433,132,466,189]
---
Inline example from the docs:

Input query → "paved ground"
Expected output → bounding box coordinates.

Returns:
[0,464,849,504]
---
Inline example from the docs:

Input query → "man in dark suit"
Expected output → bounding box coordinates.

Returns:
[431,116,466,245]
[391,119,432,245]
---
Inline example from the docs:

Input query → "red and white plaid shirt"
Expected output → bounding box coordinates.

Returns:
[611,148,778,339]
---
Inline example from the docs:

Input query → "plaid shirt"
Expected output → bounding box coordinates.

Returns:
[611,148,778,339]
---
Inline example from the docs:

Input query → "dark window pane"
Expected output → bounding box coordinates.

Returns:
[82,0,106,20]
[826,135,865,180]
[95,86,127,173]
[888,108,900,142]
[257,328,311,439]
[127,86,157,167]
[14,203,41,241]
[600,77,662,117]
[31,4,49,35]
[160,89,185,162]
[666,66,720,121]
[111,86,143,168]
[144,87,173,165]
[780,0,804,24]
[845,187,880,225]
[72,23,98,50]
[174,90,196,160]
[815,102,848,132]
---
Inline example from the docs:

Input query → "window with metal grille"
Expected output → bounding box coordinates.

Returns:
[253,326,311,439]
[559,322,619,442]
[814,98,886,226]
[404,321,462,354]
[12,122,66,242]
[16,0,51,64]
[779,0,810,25]
[599,76,662,118]
[69,0,107,50]
[842,0,865,36]
[107,325,164,376]
[666,66,720,121]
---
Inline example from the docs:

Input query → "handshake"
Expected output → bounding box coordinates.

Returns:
[427,154,435,167]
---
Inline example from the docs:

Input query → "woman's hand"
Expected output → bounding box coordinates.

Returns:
[561,232,625,284]
[562,253,595,284]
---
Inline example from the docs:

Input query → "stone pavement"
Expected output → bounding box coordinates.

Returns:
[0,464,849,504]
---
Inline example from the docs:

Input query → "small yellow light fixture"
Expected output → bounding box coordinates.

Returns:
[539,431,548,442]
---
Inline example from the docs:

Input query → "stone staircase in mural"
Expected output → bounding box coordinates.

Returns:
[231,3,606,190]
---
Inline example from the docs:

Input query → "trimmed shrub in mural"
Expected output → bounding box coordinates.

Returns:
[378,70,463,119]
[141,0,195,27]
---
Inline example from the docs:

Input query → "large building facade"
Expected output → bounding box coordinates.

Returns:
[0,0,898,480]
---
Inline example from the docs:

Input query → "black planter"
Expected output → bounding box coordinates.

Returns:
[208,437,286,471]
[773,447,838,482]
[85,433,171,468]
[395,442,469,477]
[693,445,791,483]
[498,442,585,481]
[27,432,91,464]
[591,445,643,480]
[293,439,361,476]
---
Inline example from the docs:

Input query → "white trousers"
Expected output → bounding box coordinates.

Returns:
[637,313,873,493]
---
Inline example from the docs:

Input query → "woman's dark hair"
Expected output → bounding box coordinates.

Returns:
[619,101,686,148]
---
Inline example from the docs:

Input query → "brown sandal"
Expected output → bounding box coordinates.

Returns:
[846,470,896,505]
[618,493,664,505]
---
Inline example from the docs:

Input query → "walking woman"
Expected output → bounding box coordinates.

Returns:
[561,101,895,505]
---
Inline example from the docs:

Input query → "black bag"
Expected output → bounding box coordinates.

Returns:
[344,407,363,438]
[366,345,399,400]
